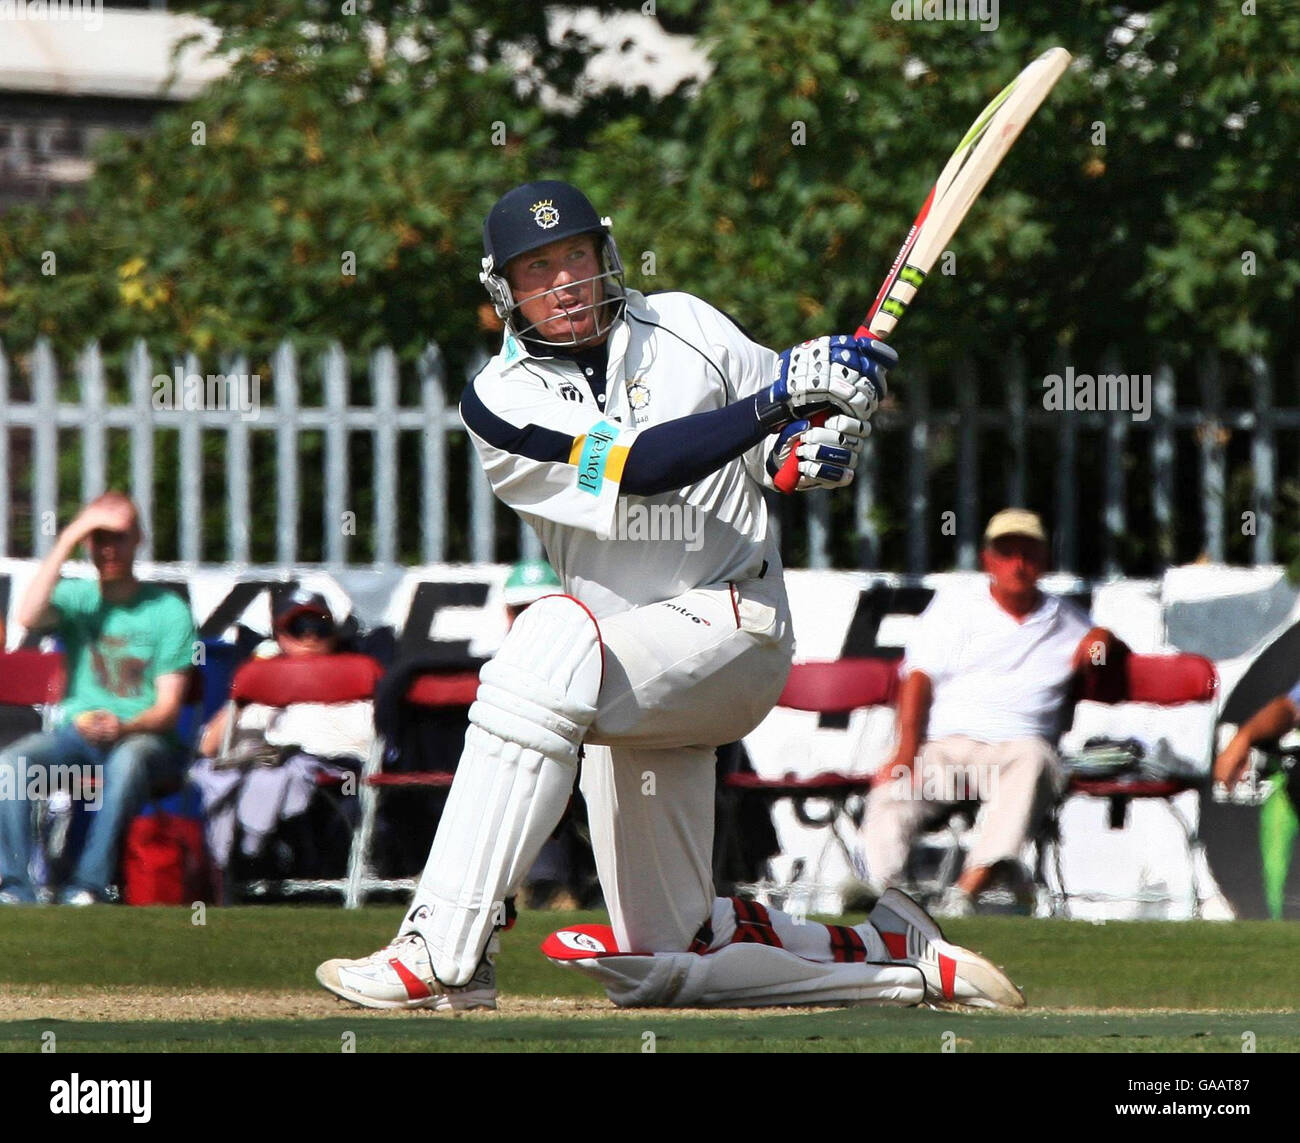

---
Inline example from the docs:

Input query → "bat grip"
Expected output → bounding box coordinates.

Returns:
[773,411,826,493]
[772,327,877,493]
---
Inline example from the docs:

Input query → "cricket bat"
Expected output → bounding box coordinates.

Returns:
[774,46,1072,493]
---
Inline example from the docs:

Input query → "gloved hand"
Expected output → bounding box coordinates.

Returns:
[765,414,871,491]
[755,335,896,431]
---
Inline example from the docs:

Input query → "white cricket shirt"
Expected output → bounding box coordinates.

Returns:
[462,289,782,618]
[902,578,1093,743]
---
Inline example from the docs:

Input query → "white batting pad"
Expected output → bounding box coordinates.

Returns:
[403,595,602,985]
[551,945,925,1008]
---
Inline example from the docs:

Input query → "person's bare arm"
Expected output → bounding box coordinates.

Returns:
[92,673,189,745]
[873,670,932,784]
[1214,695,1299,791]
[18,530,82,632]
[198,705,231,758]
[17,500,137,631]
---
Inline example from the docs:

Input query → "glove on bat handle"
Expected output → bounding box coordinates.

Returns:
[772,325,876,494]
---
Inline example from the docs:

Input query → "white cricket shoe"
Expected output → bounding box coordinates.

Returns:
[316,933,497,1012]
[868,888,1025,1009]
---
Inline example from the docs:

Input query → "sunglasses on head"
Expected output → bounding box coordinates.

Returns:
[283,613,335,639]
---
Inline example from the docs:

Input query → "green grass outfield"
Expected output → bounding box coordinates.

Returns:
[1,906,1297,1052]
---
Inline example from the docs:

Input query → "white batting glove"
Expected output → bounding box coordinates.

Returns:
[756,336,895,430]
[766,414,871,491]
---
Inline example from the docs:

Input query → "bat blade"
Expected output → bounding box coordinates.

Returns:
[861,46,1071,340]
[774,47,1071,493]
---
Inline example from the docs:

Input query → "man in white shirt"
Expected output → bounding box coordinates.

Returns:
[865,508,1126,915]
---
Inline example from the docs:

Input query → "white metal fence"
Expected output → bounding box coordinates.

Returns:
[850,348,1292,576]
[0,338,1292,575]
[0,338,542,569]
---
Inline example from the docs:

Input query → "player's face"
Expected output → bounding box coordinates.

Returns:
[982,535,1047,596]
[507,235,607,346]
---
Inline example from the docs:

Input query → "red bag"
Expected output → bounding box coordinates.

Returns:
[122,813,212,906]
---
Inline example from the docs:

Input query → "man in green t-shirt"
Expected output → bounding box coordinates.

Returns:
[0,492,196,905]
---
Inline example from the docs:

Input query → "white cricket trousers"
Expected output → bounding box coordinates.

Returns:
[863,735,1066,888]
[581,573,794,954]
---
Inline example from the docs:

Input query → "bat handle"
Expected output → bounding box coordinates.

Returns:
[773,411,826,493]
[772,326,877,493]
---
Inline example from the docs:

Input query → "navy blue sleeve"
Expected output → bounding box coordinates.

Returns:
[620,396,768,496]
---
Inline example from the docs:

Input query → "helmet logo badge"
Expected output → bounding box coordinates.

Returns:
[531,199,560,229]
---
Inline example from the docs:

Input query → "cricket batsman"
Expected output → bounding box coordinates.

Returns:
[316,180,1024,1010]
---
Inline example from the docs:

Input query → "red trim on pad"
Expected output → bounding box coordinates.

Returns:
[534,593,605,684]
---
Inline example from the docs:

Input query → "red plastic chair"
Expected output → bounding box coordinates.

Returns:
[216,652,384,902]
[0,649,66,727]
[729,657,898,799]
[226,653,384,712]
[1076,651,1218,707]
[1045,652,1220,916]
[775,658,901,714]
[723,658,900,899]
[344,666,481,907]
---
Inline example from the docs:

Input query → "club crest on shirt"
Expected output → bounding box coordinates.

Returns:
[556,380,583,402]
[627,379,651,424]
[531,199,559,229]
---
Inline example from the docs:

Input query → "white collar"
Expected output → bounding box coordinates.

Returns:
[981,579,1056,626]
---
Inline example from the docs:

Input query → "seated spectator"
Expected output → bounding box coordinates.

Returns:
[1214,686,1300,920]
[190,591,373,885]
[0,492,195,906]
[863,508,1127,915]
[1214,689,1300,791]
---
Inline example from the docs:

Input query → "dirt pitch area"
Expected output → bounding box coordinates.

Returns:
[0,986,634,1022]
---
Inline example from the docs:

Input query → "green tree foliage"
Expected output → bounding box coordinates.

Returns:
[1,2,612,364]
[2,2,1293,367]
[598,0,1298,366]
